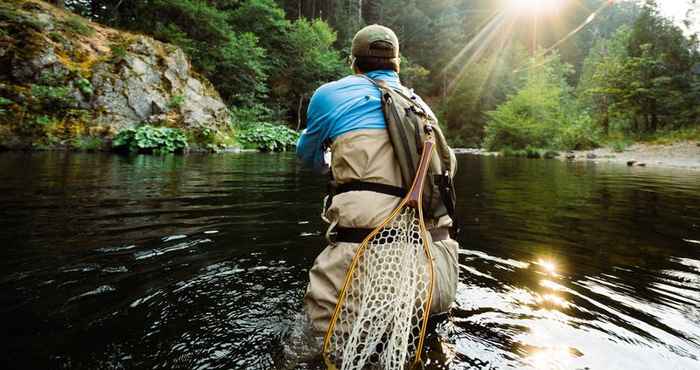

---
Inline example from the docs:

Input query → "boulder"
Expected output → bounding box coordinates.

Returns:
[92,36,229,131]
[0,0,230,148]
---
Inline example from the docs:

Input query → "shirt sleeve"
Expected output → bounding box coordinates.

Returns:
[296,85,332,172]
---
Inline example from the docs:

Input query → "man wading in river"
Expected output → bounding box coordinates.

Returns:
[296,24,460,352]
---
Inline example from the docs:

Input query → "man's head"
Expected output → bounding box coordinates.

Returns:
[351,24,400,73]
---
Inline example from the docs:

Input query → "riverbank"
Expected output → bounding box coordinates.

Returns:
[455,140,700,171]
[566,141,700,171]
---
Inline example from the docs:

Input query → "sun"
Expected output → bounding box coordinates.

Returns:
[507,0,566,14]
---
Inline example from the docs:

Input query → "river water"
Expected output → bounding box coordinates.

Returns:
[0,152,698,369]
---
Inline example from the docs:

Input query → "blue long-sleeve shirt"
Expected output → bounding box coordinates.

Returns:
[296,70,404,170]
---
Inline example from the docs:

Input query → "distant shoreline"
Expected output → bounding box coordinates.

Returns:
[454,141,700,171]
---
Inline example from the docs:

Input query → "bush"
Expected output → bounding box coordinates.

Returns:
[72,136,103,151]
[484,53,600,151]
[31,84,74,112]
[191,126,238,152]
[112,125,188,154]
[525,146,542,158]
[641,127,700,145]
[554,115,600,150]
[237,122,298,152]
[500,147,528,157]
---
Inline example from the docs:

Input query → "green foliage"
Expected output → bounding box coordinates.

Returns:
[485,53,600,151]
[137,0,269,105]
[75,77,93,96]
[525,146,542,159]
[237,122,299,152]
[443,45,527,147]
[72,135,103,151]
[30,84,74,112]
[35,115,52,126]
[112,125,188,154]
[0,97,13,115]
[0,4,47,31]
[230,104,275,126]
[168,94,185,110]
[555,114,601,150]
[579,2,700,136]
[191,126,238,152]
[273,18,347,123]
[608,138,632,153]
[48,31,66,44]
[61,15,95,36]
[400,56,431,94]
[499,147,528,158]
[639,126,700,145]
[109,42,127,61]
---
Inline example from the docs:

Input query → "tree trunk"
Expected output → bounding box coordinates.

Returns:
[650,100,658,133]
[601,96,609,136]
[358,0,363,23]
[296,94,306,131]
[49,0,64,9]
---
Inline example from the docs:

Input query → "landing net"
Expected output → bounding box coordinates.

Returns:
[323,204,434,370]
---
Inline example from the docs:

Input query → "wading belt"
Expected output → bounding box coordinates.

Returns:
[327,180,450,243]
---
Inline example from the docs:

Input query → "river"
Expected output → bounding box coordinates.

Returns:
[0,152,698,369]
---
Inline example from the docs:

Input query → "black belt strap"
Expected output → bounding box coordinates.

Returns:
[336,181,407,198]
[335,226,450,243]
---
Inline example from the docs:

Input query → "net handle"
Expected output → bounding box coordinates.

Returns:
[407,126,435,209]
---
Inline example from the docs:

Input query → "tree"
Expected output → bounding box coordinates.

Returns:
[282,18,347,128]
[484,52,598,150]
[578,26,632,135]
[580,0,700,135]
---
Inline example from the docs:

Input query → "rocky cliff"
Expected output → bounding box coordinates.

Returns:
[0,0,230,150]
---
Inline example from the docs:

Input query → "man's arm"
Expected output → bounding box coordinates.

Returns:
[296,86,333,172]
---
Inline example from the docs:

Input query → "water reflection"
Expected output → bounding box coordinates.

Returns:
[0,153,698,369]
[450,157,700,369]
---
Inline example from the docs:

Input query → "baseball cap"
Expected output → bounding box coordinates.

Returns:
[351,24,399,58]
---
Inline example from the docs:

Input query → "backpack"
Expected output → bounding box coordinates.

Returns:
[359,74,457,221]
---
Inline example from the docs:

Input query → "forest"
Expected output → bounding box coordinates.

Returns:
[8,0,700,152]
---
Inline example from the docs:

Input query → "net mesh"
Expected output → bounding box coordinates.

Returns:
[324,205,433,370]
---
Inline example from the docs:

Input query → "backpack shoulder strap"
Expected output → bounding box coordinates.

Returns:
[356,73,391,91]
[357,74,429,115]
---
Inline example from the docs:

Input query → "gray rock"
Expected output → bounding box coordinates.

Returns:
[35,13,54,31]
[5,6,229,135]
[12,45,62,81]
[586,153,597,159]
[87,36,229,130]
[543,151,560,159]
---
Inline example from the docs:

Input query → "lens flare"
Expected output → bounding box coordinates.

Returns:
[507,0,565,14]
[537,258,557,275]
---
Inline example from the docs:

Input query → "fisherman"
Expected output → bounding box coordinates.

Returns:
[296,24,459,334]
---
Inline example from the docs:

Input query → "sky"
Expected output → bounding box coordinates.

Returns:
[655,0,699,33]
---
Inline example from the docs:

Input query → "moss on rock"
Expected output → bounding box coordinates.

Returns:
[0,0,231,151]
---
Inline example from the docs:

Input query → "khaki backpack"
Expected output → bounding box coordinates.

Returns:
[359,74,457,220]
